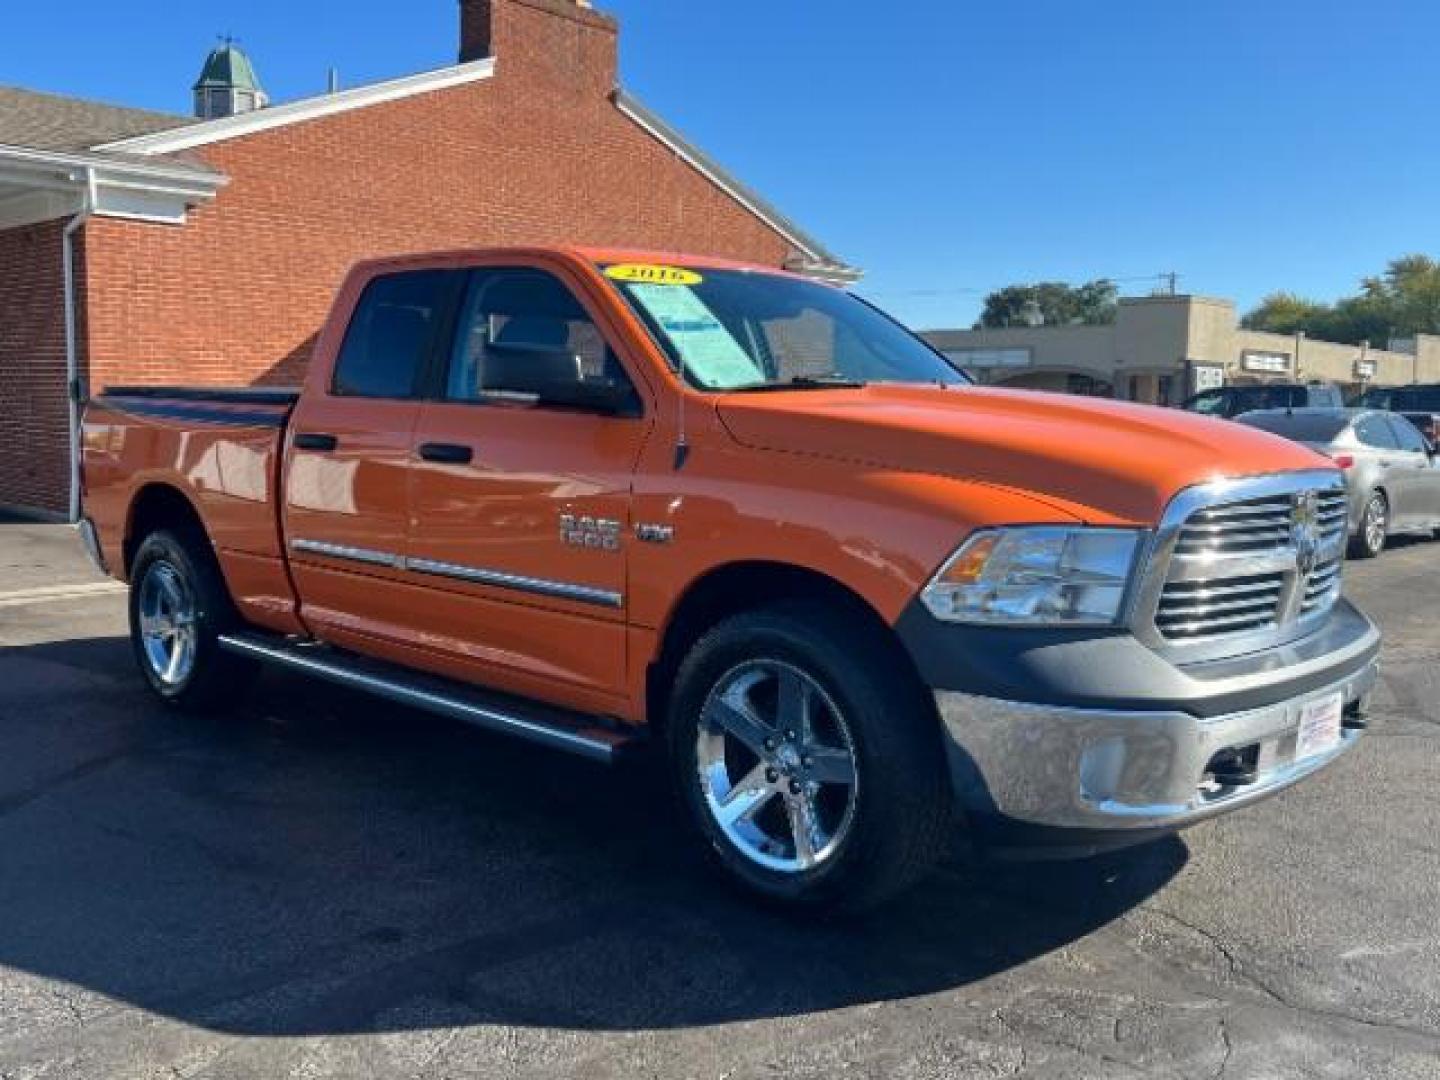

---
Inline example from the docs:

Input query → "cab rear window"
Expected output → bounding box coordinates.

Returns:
[333,271,459,399]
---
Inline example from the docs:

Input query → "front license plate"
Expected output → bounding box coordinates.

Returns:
[1295,692,1343,761]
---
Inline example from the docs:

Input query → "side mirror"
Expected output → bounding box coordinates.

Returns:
[484,342,639,416]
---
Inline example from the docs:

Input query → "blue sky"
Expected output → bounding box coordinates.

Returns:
[4,0,1438,328]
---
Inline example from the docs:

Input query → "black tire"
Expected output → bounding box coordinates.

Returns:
[666,601,951,912]
[1348,491,1388,559]
[128,528,257,711]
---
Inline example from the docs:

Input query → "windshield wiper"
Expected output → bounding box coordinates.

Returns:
[728,375,869,393]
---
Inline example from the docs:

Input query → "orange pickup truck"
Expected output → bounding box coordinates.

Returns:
[80,247,1380,909]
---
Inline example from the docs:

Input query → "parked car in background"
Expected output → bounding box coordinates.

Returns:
[1183,382,1344,419]
[1351,384,1440,447]
[1236,408,1440,558]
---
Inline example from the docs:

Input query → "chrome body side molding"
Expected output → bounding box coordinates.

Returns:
[288,539,623,608]
[406,557,623,608]
[290,539,397,568]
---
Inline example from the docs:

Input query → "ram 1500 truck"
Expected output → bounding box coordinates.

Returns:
[80,247,1380,910]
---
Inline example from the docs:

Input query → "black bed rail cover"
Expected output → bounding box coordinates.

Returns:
[100,385,301,406]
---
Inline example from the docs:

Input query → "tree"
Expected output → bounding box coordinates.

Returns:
[977,279,1118,329]
[1360,254,1440,339]
[1239,293,1330,336]
[1241,254,1440,345]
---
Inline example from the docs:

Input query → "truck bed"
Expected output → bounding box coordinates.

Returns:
[82,385,301,606]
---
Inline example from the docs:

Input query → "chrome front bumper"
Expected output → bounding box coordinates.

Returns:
[936,657,1376,841]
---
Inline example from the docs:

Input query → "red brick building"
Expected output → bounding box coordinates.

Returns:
[0,0,853,517]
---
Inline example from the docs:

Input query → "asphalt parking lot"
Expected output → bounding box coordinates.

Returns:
[0,515,1436,1079]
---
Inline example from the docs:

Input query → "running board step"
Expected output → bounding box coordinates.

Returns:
[217,632,641,764]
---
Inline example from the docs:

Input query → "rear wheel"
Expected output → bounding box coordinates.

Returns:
[128,529,257,710]
[1349,491,1388,559]
[666,602,951,911]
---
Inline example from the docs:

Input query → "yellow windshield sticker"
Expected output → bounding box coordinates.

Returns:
[605,263,704,287]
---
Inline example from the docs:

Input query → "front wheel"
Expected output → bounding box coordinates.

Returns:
[666,602,951,911]
[1349,491,1388,559]
[128,529,257,710]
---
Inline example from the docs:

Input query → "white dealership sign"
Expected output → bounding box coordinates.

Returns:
[1240,349,1292,375]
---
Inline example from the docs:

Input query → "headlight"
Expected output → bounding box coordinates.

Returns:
[920,527,1142,626]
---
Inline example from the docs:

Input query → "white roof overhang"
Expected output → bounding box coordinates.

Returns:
[0,144,225,230]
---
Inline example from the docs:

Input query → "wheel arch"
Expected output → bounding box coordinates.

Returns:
[123,482,208,575]
[645,559,933,733]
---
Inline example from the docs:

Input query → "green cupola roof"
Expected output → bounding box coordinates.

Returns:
[193,41,263,93]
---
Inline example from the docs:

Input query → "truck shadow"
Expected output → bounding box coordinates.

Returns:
[0,634,1185,1037]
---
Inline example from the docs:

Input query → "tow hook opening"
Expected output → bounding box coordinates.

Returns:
[1342,698,1369,732]
[1204,745,1260,790]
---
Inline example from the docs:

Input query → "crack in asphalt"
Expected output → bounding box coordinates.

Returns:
[1141,906,1440,1047]
[1142,907,1289,1008]
[1213,1015,1232,1080]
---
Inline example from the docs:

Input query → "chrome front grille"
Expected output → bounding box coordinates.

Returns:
[1300,557,1343,613]
[1156,570,1286,638]
[1150,477,1348,645]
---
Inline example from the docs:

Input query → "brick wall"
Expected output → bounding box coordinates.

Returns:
[0,220,74,514]
[82,0,794,393]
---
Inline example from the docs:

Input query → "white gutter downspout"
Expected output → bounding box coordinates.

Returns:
[63,167,97,523]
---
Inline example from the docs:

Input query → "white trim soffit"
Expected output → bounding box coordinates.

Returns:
[0,143,222,190]
[0,144,224,229]
[96,58,498,155]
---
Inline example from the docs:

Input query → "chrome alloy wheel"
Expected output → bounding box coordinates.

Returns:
[1363,495,1388,554]
[137,560,199,687]
[695,660,859,873]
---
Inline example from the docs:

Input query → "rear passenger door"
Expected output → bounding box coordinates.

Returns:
[283,268,465,650]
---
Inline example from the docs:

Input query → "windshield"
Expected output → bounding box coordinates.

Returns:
[1236,412,1349,443]
[600,263,968,391]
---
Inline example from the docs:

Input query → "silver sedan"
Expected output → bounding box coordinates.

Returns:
[1236,407,1440,558]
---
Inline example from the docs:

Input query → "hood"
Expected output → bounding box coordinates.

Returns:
[716,384,1333,524]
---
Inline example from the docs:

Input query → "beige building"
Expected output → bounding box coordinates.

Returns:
[923,295,1440,405]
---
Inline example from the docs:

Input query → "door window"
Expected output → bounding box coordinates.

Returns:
[446,269,634,408]
[1355,414,1401,449]
[1387,415,1430,453]
[332,270,459,399]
